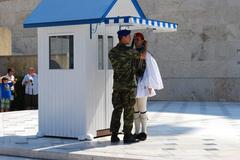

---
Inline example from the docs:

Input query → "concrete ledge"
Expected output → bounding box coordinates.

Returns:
[0,144,142,160]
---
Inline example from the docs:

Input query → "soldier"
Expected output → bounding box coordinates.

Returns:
[109,30,145,144]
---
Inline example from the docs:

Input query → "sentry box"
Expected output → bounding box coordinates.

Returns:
[24,0,177,140]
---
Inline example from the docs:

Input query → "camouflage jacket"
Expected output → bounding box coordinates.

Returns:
[109,43,140,90]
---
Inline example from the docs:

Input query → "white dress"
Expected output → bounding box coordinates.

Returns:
[136,52,164,98]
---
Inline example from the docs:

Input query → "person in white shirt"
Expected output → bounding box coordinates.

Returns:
[133,33,164,141]
[22,67,38,110]
[5,68,17,99]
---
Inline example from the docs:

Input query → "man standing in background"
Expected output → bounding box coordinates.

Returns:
[22,67,38,110]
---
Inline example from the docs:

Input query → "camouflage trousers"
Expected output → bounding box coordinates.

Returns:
[110,89,136,134]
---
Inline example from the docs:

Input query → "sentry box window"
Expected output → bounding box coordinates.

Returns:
[98,35,104,70]
[49,35,74,69]
[107,36,113,69]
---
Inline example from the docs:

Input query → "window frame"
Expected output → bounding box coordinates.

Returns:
[107,35,114,70]
[49,35,74,70]
[98,35,104,70]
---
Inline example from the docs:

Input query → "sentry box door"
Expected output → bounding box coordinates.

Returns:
[95,26,118,137]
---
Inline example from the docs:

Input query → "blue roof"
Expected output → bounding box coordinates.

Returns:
[24,0,146,28]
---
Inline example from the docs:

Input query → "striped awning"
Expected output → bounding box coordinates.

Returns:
[103,16,177,32]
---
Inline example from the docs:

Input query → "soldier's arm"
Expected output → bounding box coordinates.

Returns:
[129,48,146,60]
[109,49,117,67]
[108,48,115,61]
[129,49,140,60]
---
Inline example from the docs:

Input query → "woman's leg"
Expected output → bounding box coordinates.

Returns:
[133,99,140,134]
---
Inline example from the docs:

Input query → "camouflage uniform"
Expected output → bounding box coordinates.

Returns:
[109,43,140,135]
[136,48,147,80]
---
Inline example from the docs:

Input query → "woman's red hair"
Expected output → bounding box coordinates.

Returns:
[134,32,145,40]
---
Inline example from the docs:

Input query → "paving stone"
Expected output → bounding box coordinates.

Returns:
[0,102,240,160]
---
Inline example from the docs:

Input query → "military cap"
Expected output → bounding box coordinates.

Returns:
[117,29,131,37]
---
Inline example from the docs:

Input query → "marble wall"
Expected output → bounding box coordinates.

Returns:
[1,0,240,101]
[0,0,39,54]
[0,27,11,55]
[138,0,240,101]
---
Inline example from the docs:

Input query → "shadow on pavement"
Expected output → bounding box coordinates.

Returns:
[148,124,196,137]
[148,101,240,120]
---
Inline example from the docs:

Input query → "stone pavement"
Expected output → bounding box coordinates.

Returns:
[0,101,240,160]
[0,155,37,160]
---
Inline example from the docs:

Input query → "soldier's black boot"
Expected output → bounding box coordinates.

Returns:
[133,133,141,140]
[111,133,120,143]
[123,134,139,144]
[138,132,147,141]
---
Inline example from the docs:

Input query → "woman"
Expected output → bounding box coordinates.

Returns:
[133,32,164,140]
[5,68,17,102]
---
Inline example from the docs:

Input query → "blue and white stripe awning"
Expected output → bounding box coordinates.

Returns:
[103,16,177,32]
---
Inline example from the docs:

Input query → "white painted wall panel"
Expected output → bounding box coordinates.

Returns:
[85,24,109,136]
[38,26,88,138]
[105,26,118,129]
